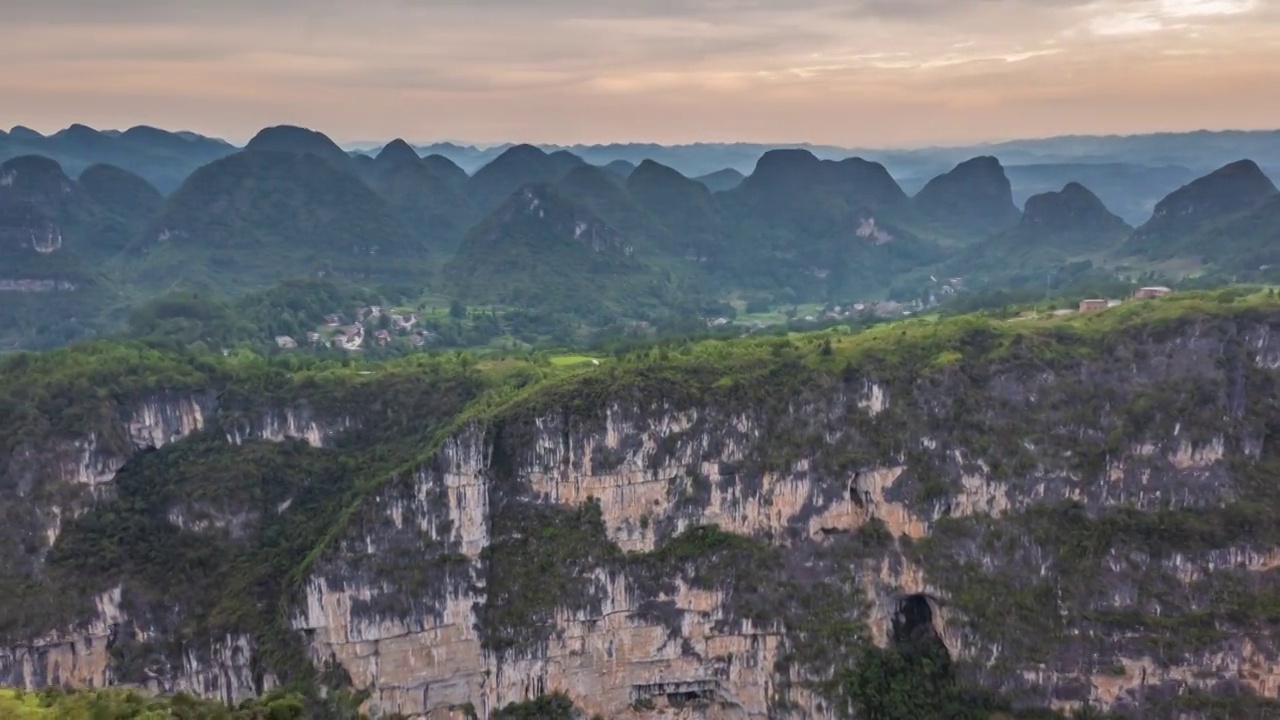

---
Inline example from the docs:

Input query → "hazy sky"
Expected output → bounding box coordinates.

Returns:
[2,0,1277,147]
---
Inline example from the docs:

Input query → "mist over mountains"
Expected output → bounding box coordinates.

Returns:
[0,124,234,194]
[6,123,1280,224]
[390,131,1280,225]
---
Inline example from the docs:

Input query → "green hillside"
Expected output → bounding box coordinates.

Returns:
[0,124,234,193]
[133,151,420,291]
[422,153,470,188]
[465,144,586,213]
[912,156,1021,241]
[368,139,478,254]
[1186,195,1280,271]
[558,164,673,254]
[627,159,724,261]
[717,150,941,299]
[446,182,678,318]
[1124,159,1277,260]
[945,182,1132,292]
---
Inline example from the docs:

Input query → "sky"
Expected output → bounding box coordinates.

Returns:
[2,0,1277,147]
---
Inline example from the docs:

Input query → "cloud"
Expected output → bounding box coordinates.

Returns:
[1085,0,1259,35]
[0,0,1275,145]
[1158,0,1257,17]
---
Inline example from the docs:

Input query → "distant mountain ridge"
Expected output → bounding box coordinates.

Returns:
[465,144,586,212]
[245,125,356,171]
[0,155,158,269]
[134,149,419,291]
[0,124,233,194]
[946,180,1132,284]
[1020,182,1132,246]
[392,129,1280,178]
[9,122,1275,195]
[912,156,1021,239]
[445,182,656,313]
[695,168,745,192]
[1125,160,1278,259]
[367,139,477,252]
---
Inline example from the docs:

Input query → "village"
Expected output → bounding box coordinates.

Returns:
[703,276,967,331]
[273,305,438,351]
[267,283,1175,353]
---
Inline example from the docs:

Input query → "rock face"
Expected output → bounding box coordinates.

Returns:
[293,318,1280,718]
[0,155,75,255]
[0,388,357,703]
[9,309,1280,718]
[0,279,77,292]
[0,584,270,707]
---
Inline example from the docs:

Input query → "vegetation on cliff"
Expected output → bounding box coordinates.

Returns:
[0,688,317,719]
[6,290,1280,717]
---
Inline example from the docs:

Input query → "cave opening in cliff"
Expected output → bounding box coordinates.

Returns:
[891,595,955,694]
[850,595,963,720]
[893,594,945,649]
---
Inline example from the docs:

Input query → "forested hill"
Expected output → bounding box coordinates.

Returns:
[4,122,1280,356]
[5,290,1280,718]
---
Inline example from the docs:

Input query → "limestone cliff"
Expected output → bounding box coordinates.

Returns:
[296,314,1280,718]
[6,301,1280,719]
[0,387,354,704]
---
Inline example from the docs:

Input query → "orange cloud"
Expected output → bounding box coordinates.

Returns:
[0,0,1276,145]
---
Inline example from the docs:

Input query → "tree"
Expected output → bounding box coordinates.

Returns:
[449,300,467,319]
[844,641,983,720]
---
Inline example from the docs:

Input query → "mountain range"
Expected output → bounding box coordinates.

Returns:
[8,124,1279,223]
[2,121,1279,351]
[0,124,233,194]
[375,129,1280,179]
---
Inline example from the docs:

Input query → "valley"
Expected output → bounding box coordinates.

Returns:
[3,121,1280,719]
[3,124,1279,356]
